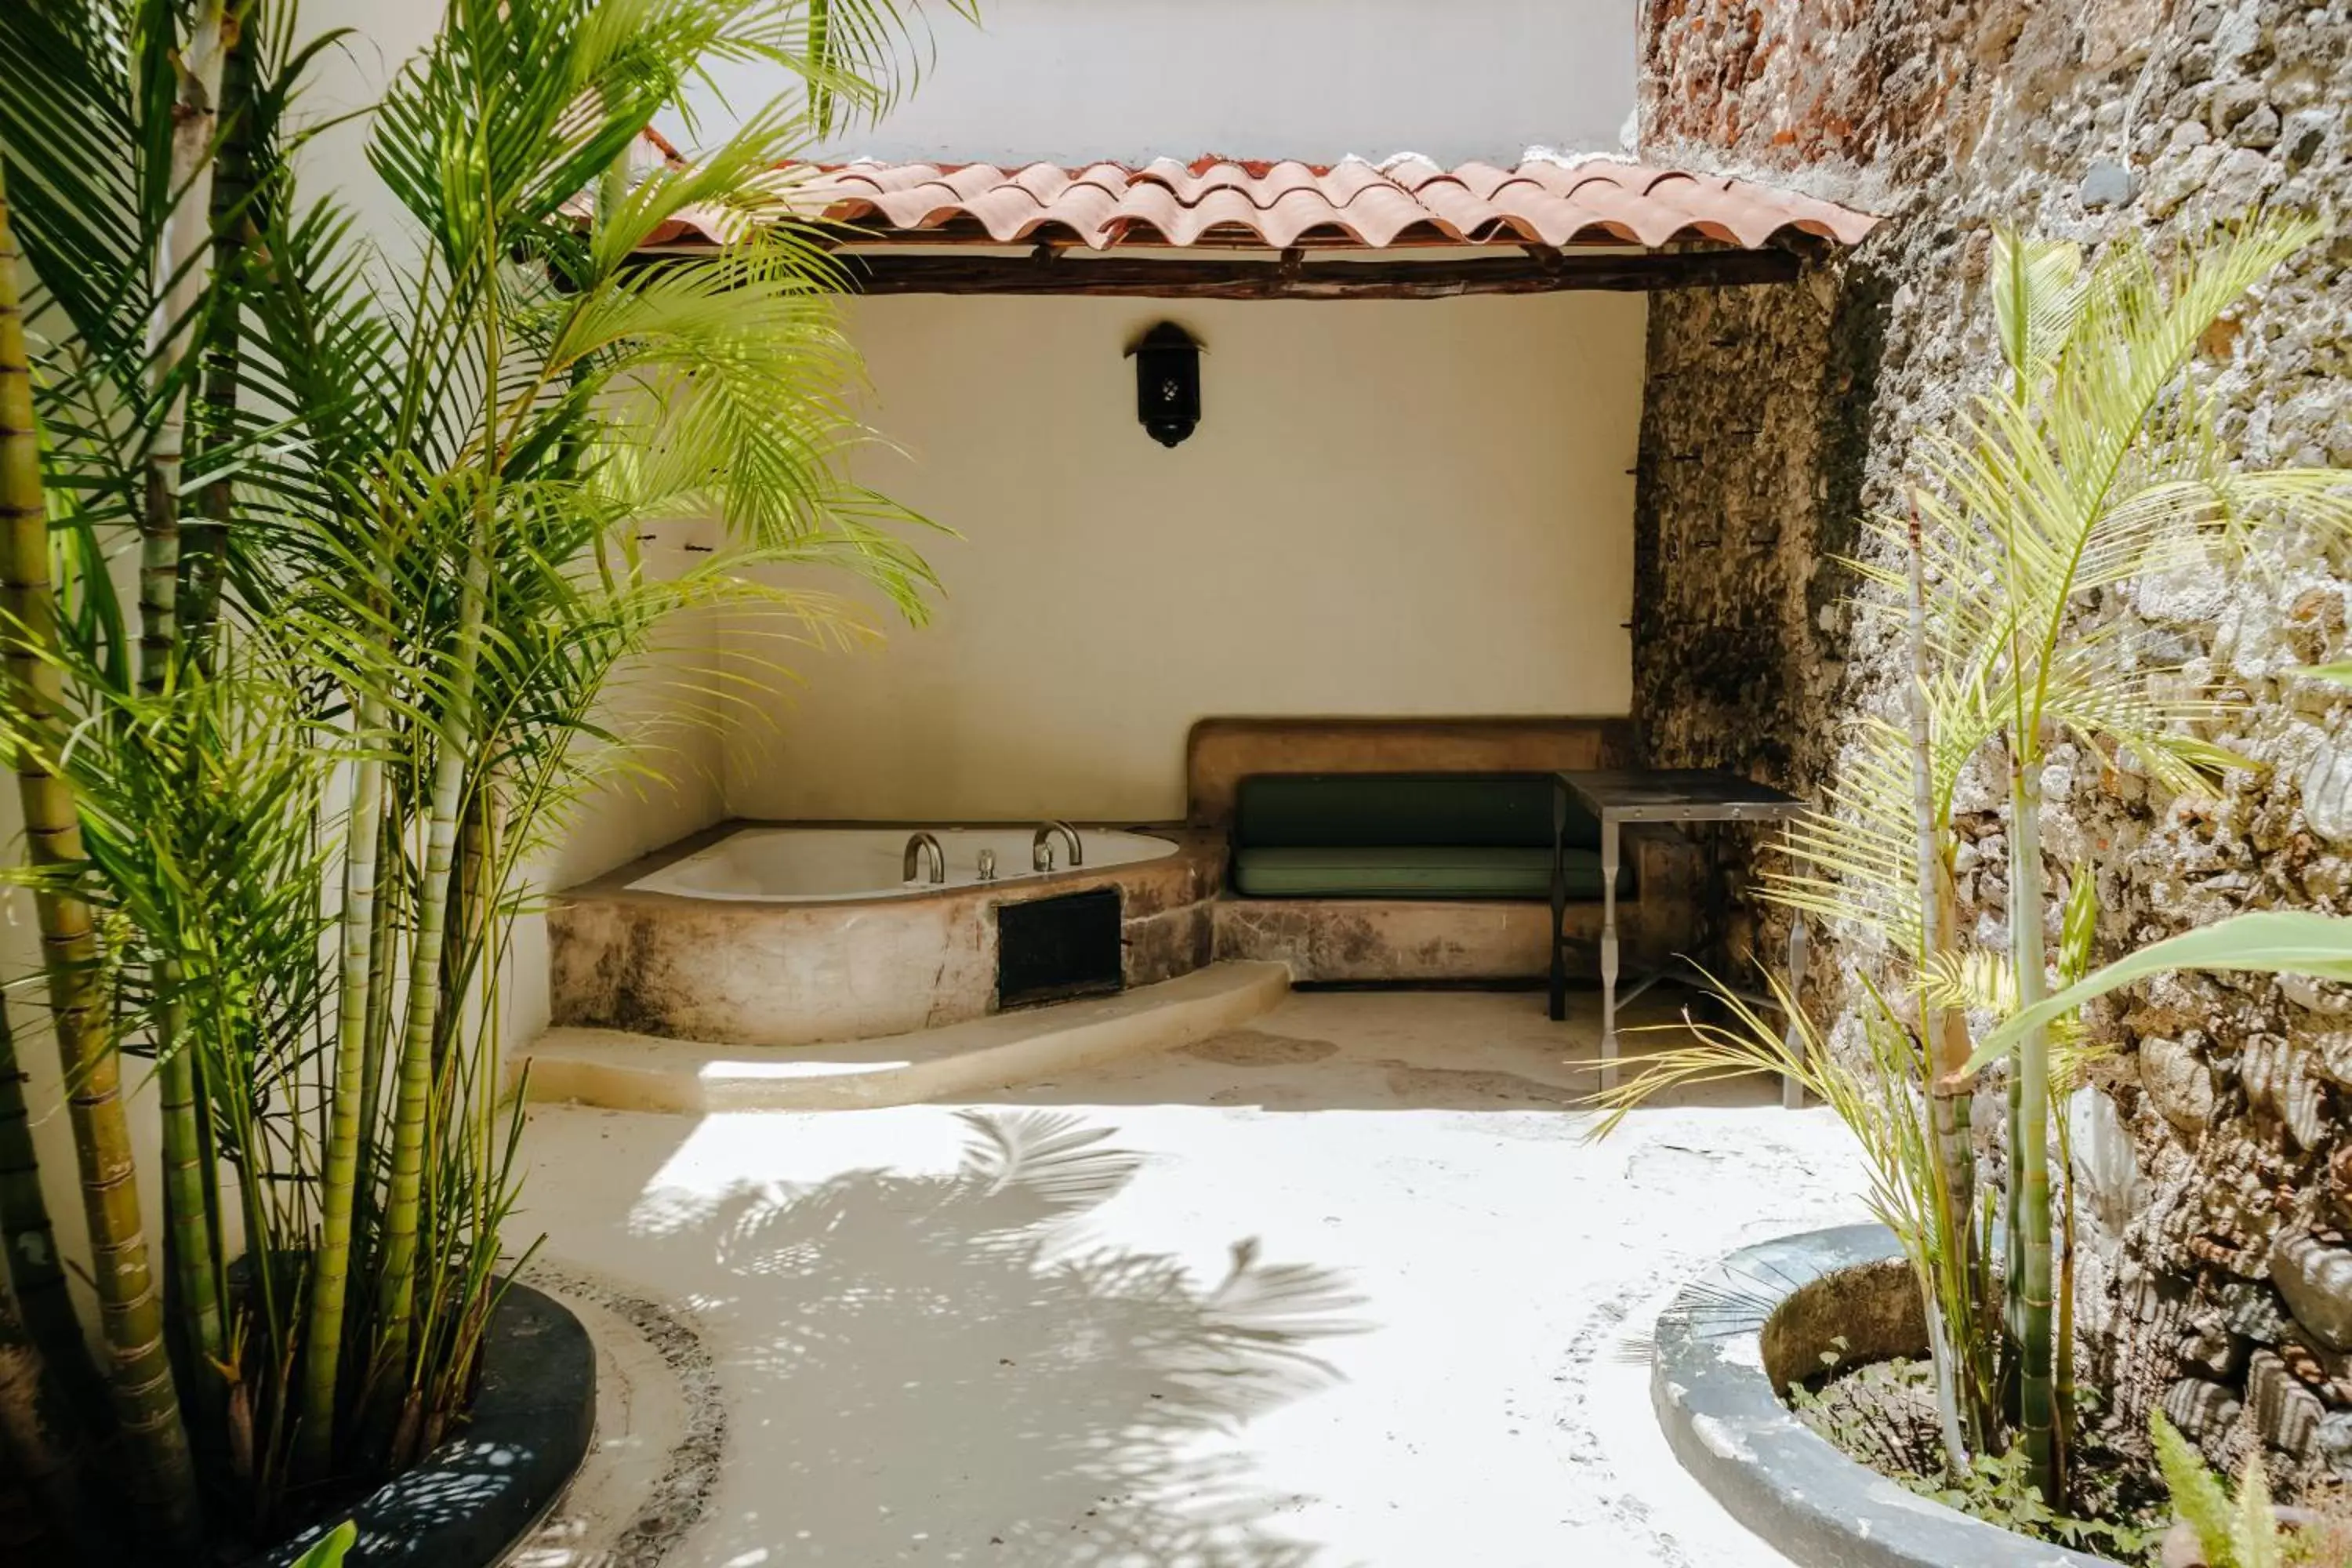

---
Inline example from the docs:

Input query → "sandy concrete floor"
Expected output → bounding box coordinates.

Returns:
[517,989,1868,1567]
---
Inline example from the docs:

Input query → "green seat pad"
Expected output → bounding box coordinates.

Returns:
[1232,845,1618,901]
[1233,773,1600,851]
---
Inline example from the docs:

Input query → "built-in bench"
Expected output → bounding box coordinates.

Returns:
[1191,717,1698,985]
[1230,774,1619,902]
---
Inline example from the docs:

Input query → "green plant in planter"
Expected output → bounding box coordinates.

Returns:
[1592,210,2352,1511]
[2148,1409,2325,1568]
[0,0,970,1555]
[1976,724,2352,1065]
[290,1520,358,1568]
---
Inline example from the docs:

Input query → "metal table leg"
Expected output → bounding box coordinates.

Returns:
[1548,782,1569,1022]
[1599,815,1621,1091]
[1781,920,1810,1109]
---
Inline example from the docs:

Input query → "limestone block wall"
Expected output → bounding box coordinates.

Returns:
[1635,0,2352,1486]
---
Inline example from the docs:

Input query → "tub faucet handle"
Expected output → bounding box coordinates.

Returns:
[1033,820,1083,870]
[978,848,997,881]
[902,831,946,885]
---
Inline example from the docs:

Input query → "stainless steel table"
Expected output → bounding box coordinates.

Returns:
[1552,769,1811,1105]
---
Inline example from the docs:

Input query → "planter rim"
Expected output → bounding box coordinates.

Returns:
[1651,1223,2117,1568]
[247,1277,596,1567]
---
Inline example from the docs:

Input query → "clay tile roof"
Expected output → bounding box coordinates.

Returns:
[620,154,1879,252]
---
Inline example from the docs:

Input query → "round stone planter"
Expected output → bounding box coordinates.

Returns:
[1651,1224,2117,1567]
[249,1280,597,1567]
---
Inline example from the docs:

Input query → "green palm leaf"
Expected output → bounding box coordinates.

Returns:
[1972,912,2352,1071]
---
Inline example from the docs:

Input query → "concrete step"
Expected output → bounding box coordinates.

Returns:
[517,960,1291,1112]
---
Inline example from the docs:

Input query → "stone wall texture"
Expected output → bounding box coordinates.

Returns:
[1635,0,2352,1488]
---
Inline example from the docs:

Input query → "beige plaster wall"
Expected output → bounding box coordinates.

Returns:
[502,585,730,1045]
[724,290,1647,824]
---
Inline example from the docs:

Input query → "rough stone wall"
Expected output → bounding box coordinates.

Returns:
[1635,0,2352,1487]
[1634,271,1839,783]
[1632,256,1889,957]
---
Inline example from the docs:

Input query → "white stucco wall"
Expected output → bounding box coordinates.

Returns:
[724,289,1646,824]
[701,0,1639,167]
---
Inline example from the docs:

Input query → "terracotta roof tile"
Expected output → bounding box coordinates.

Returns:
[615,155,1879,252]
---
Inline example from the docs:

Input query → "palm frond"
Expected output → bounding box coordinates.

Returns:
[1990,228,2086,387]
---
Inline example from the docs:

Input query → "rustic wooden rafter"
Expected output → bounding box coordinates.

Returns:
[823,245,1804,299]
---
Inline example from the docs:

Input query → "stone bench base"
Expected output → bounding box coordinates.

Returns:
[1212,895,1685,983]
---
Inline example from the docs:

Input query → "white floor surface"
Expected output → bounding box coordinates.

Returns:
[517,989,1869,1568]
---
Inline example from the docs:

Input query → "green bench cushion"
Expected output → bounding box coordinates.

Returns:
[1232,845,1619,901]
[1232,773,1601,851]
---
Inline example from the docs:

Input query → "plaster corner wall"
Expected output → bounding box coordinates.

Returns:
[724,292,1647,825]
[503,587,731,1047]
[1635,0,2352,1490]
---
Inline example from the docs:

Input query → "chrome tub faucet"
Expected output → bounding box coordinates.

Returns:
[1032,820,1083,871]
[902,831,946,884]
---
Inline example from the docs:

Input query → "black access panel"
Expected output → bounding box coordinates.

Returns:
[996,887,1124,1010]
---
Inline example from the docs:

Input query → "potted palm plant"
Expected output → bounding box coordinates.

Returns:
[0,0,967,1558]
[1599,214,2352,1563]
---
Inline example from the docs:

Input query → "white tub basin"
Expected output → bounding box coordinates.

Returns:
[626,826,1179,903]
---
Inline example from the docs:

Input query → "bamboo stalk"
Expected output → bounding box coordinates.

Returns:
[1904,500,1977,1472]
[145,1,235,1444]
[354,804,401,1229]
[296,718,387,1479]
[2009,746,2058,1501]
[375,532,491,1380]
[139,0,230,695]
[156,982,227,1390]
[1904,505,1977,1222]
[183,0,256,673]
[2055,1116,2077,1497]
[0,162,202,1549]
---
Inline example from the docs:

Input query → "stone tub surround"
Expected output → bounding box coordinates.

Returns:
[550,822,1223,1048]
[521,961,1290,1113]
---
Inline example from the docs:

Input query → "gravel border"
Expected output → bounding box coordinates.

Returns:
[517,1262,728,1567]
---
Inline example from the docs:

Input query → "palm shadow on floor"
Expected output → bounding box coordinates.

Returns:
[965,989,1790,1116]
[620,1110,1365,1566]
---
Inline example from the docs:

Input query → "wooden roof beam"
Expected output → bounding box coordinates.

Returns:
[834,246,1802,299]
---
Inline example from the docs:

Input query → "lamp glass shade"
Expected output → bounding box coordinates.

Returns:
[1132,322,1201,448]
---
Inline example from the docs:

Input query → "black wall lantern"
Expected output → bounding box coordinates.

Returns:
[1127,321,1202,448]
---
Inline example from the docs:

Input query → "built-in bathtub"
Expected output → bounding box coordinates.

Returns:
[628,826,1180,902]
[550,822,1224,1048]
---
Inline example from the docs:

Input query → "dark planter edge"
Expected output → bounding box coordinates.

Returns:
[1650,1223,2115,1568]
[249,1279,597,1567]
